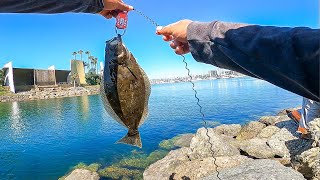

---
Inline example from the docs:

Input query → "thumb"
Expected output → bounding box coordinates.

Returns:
[117,2,134,11]
[156,25,174,35]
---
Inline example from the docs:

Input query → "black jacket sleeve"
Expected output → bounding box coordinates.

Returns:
[187,21,320,102]
[0,0,104,13]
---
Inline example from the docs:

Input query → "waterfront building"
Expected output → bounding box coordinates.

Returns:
[3,62,71,93]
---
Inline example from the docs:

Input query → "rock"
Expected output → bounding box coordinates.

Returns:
[236,121,266,140]
[239,138,276,159]
[174,134,195,148]
[201,159,305,180]
[213,124,241,137]
[159,134,194,150]
[143,146,250,180]
[267,128,297,158]
[309,118,320,147]
[267,128,312,158]
[64,169,99,180]
[293,147,320,180]
[257,125,281,138]
[259,115,289,126]
[274,119,298,135]
[190,128,240,158]
[277,107,301,116]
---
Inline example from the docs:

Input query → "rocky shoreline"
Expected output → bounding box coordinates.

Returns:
[62,109,320,180]
[0,86,100,103]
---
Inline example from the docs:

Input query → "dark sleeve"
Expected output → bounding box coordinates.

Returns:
[187,21,320,102]
[0,0,104,13]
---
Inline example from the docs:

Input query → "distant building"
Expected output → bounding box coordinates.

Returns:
[209,70,218,77]
[2,62,70,93]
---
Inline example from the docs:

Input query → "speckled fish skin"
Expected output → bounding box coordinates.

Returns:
[100,35,150,148]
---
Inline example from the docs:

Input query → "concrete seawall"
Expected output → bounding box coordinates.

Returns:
[0,86,100,103]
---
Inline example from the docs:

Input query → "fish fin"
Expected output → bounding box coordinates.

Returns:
[116,131,142,148]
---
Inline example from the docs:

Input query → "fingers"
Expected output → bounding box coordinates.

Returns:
[99,10,113,19]
[169,41,190,55]
[116,2,134,11]
[106,14,113,19]
[175,45,190,55]
[170,41,178,49]
[163,35,174,41]
[156,25,174,35]
[175,46,184,55]
[99,10,121,19]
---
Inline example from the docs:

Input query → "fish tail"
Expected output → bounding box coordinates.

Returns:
[116,130,142,148]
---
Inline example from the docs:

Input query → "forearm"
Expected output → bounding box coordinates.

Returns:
[187,21,320,101]
[0,0,104,13]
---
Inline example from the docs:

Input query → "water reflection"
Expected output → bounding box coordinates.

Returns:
[10,101,25,140]
[77,95,90,120]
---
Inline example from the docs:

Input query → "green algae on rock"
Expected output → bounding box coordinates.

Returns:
[114,150,168,169]
[72,162,101,172]
[59,134,191,179]
[98,166,143,180]
[159,134,195,150]
[159,136,182,150]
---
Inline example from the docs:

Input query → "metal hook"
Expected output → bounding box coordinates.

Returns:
[115,26,126,36]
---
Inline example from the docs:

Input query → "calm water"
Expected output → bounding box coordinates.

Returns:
[0,77,301,180]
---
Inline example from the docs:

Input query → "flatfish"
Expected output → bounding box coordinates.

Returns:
[100,35,151,148]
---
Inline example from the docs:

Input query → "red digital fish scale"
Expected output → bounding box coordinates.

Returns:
[116,12,128,30]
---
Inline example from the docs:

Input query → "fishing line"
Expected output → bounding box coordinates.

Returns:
[133,9,222,180]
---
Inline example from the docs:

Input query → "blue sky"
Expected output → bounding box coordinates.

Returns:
[0,0,318,79]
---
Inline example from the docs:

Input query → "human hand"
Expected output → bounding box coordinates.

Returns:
[99,0,133,19]
[156,20,193,55]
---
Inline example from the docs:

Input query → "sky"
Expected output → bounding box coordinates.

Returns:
[0,0,319,79]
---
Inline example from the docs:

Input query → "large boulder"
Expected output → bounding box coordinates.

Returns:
[64,169,100,180]
[257,126,280,138]
[293,147,320,180]
[201,159,305,180]
[190,128,240,158]
[143,146,250,180]
[267,128,295,158]
[213,124,241,137]
[236,121,266,140]
[267,128,312,158]
[239,138,276,159]
[309,118,320,147]
[259,115,290,126]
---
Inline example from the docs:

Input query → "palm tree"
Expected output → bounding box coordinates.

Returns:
[91,58,98,74]
[70,72,78,88]
[94,58,99,74]
[83,62,89,72]
[72,52,77,60]
[78,50,83,61]
[89,56,95,73]
[85,51,91,70]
